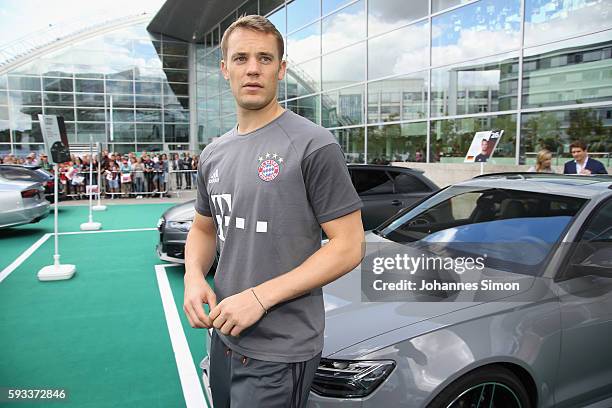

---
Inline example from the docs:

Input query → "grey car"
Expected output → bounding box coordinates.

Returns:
[199,173,612,408]
[0,174,50,229]
[157,165,438,262]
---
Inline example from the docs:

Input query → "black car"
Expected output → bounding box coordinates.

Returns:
[157,164,438,262]
[0,164,56,202]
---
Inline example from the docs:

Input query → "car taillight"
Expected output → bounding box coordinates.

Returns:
[21,189,39,198]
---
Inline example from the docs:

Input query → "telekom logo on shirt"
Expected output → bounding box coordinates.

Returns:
[211,193,268,241]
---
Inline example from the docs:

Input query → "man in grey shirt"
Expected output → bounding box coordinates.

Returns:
[183,15,364,408]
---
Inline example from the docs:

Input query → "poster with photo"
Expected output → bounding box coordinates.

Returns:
[464,129,504,163]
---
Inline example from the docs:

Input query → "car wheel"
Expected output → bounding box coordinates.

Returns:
[427,366,531,408]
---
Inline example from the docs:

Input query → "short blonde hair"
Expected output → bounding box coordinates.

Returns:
[220,15,284,61]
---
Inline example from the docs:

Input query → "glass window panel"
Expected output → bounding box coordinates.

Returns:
[106,80,133,94]
[75,93,105,107]
[237,0,258,16]
[221,13,237,36]
[107,94,134,109]
[430,114,516,163]
[162,42,189,56]
[322,84,364,127]
[212,27,220,47]
[287,94,320,124]
[112,124,135,142]
[261,0,284,16]
[44,92,74,107]
[136,95,163,109]
[135,81,162,94]
[0,121,10,143]
[431,0,521,67]
[166,83,189,96]
[432,0,473,14]
[75,71,105,79]
[77,108,107,122]
[135,143,163,153]
[136,123,163,142]
[367,122,427,163]
[520,107,611,166]
[164,95,190,110]
[287,58,321,99]
[13,121,43,143]
[322,1,365,54]
[522,33,612,109]
[323,0,353,15]
[10,105,42,122]
[267,7,286,36]
[12,144,46,156]
[106,69,134,80]
[135,109,162,122]
[8,76,40,92]
[368,0,428,37]
[109,144,135,154]
[0,76,7,90]
[287,22,320,64]
[43,77,73,92]
[0,91,6,105]
[368,20,429,80]
[368,72,428,123]
[164,110,190,123]
[76,123,106,144]
[0,107,8,121]
[322,42,365,90]
[288,0,320,33]
[331,127,365,163]
[112,109,135,122]
[44,107,74,121]
[75,79,104,93]
[431,53,518,117]
[163,55,188,69]
[525,0,612,47]
[165,124,189,142]
[164,70,189,83]
[220,92,235,116]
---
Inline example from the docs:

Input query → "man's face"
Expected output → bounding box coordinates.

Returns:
[221,28,286,111]
[481,139,489,153]
[571,147,587,162]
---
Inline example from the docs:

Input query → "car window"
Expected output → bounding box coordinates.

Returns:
[388,171,430,193]
[351,169,393,195]
[377,187,587,273]
[0,167,38,181]
[562,199,612,279]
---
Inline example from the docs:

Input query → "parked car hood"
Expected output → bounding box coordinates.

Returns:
[162,199,196,221]
[321,232,535,357]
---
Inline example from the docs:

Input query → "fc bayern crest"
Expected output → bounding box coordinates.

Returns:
[257,153,284,182]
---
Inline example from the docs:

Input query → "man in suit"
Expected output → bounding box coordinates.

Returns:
[563,140,608,175]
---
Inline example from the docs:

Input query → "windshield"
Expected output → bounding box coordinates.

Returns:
[376,187,587,271]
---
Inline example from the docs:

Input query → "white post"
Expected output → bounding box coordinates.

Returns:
[38,163,76,281]
[480,161,484,176]
[80,136,101,231]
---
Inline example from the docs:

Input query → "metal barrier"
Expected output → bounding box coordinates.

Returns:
[58,169,198,199]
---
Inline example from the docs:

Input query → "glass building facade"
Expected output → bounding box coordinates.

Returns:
[196,0,612,165]
[0,16,191,157]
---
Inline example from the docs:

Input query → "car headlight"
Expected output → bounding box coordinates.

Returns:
[157,218,164,229]
[311,358,395,398]
[167,220,193,232]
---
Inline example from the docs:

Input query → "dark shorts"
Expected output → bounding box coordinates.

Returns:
[209,331,321,408]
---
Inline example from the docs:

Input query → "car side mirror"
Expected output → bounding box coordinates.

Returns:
[570,247,612,279]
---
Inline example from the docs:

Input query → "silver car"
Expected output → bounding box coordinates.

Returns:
[200,173,612,407]
[0,174,50,228]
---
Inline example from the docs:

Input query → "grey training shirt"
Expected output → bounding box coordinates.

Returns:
[195,109,362,363]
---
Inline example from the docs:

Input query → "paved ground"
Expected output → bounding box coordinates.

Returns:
[0,204,211,408]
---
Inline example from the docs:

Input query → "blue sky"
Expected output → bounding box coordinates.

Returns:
[0,0,166,48]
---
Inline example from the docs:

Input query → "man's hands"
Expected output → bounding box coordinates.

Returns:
[183,275,217,328]
[209,289,266,337]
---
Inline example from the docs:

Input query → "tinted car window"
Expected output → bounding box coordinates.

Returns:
[580,200,612,242]
[351,169,393,195]
[378,187,587,272]
[388,171,430,193]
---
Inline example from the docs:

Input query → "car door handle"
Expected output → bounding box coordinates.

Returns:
[391,200,402,206]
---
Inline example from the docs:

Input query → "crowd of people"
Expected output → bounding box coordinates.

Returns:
[1,150,200,199]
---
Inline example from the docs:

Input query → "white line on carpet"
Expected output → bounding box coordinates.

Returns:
[0,233,51,284]
[155,264,209,408]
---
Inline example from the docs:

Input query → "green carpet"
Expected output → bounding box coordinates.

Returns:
[0,204,211,408]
